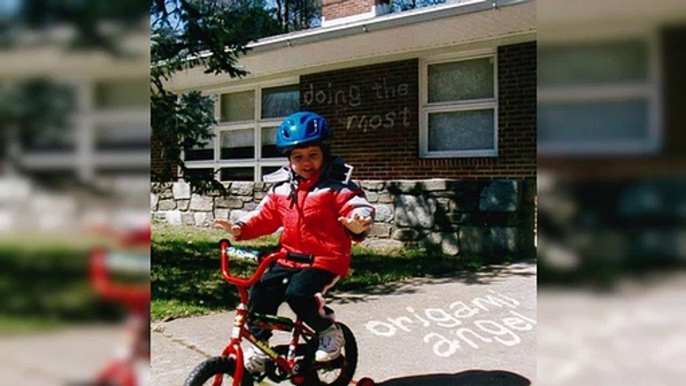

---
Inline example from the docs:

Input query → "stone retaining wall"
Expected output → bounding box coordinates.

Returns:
[538,176,686,271]
[151,179,536,257]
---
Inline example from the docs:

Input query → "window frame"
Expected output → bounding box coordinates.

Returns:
[183,78,298,182]
[21,78,150,181]
[419,49,499,158]
[537,32,662,156]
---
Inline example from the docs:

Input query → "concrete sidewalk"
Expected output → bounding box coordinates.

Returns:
[0,324,123,386]
[151,261,537,385]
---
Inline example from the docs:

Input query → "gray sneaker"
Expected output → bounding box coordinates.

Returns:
[244,344,269,374]
[315,323,345,362]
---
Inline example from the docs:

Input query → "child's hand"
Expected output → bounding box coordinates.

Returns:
[338,213,373,235]
[214,219,242,237]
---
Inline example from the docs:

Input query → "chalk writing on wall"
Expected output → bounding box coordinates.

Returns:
[303,78,411,132]
[364,290,536,357]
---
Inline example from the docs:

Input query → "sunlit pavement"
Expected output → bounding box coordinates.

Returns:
[538,273,686,386]
[152,261,537,385]
[0,324,123,386]
[10,265,682,385]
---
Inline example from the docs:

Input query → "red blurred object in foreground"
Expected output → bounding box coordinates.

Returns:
[85,226,150,386]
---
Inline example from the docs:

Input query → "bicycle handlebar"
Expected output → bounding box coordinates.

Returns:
[283,251,315,264]
[89,248,150,308]
[219,239,314,287]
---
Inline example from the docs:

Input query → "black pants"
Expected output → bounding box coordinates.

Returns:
[249,263,339,341]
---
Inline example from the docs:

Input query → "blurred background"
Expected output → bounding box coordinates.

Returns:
[537,0,686,384]
[0,0,149,384]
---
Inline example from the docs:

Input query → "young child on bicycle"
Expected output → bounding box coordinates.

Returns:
[215,111,374,374]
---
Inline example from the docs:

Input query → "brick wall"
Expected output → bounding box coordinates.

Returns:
[322,0,375,21]
[150,42,537,182]
[496,42,537,179]
[301,59,419,180]
[661,27,686,158]
[301,41,537,180]
[151,134,178,180]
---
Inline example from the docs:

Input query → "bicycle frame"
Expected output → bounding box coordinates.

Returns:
[217,239,319,386]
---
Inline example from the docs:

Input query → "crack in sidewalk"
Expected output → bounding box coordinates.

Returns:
[153,325,212,359]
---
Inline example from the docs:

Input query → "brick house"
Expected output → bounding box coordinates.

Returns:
[1,34,149,187]
[152,0,537,257]
[536,0,686,273]
[0,28,150,232]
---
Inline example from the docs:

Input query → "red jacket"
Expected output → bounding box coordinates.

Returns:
[236,169,375,277]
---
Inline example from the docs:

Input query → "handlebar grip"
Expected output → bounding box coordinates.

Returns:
[286,252,315,264]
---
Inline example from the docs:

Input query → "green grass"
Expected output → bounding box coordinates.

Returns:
[151,223,498,321]
[0,242,127,334]
[0,224,527,327]
[151,224,276,321]
[0,314,64,334]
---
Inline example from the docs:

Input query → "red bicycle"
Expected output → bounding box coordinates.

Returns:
[83,246,150,386]
[183,239,374,386]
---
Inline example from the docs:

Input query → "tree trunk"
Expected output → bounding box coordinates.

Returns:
[284,0,290,31]
[5,126,20,176]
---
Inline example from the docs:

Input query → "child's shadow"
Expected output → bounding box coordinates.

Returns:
[374,369,530,386]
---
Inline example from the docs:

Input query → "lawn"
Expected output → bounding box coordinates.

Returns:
[0,223,521,329]
[0,238,127,333]
[151,223,492,321]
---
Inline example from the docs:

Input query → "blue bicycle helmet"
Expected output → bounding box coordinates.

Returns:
[276,111,331,154]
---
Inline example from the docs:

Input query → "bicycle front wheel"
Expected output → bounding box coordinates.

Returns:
[305,322,358,386]
[184,356,254,386]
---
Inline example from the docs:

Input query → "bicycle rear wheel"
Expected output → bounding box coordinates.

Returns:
[184,356,253,386]
[305,322,358,386]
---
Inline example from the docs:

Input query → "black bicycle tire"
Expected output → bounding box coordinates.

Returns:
[183,356,254,386]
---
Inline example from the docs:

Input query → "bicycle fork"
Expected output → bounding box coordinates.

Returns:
[288,319,305,375]
[217,304,248,386]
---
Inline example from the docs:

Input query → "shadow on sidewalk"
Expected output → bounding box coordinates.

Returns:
[373,369,530,386]
[329,258,537,304]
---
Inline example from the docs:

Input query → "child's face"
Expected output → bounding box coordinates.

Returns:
[289,146,324,180]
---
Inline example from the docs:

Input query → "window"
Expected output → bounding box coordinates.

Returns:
[186,136,214,161]
[220,90,254,122]
[538,38,660,155]
[261,84,300,119]
[24,127,77,152]
[18,77,149,190]
[95,122,150,151]
[95,79,150,109]
[185,168,215,180]
[184,81,299,182]
[420,53,498,158]
[91,78,150,179]
[220,129,255,159]
[22,82,77,153]
[219,167,254,181]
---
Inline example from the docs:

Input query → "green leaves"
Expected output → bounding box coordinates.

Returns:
[0,80,77,173]
[150,1,283,193]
